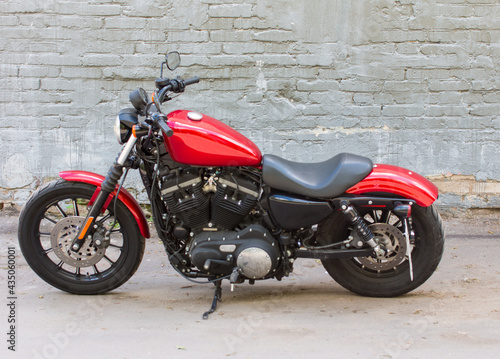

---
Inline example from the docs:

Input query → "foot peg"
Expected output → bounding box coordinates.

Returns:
[229,267,240,292]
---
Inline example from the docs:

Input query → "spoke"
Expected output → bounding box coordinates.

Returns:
[93,265,100,274]
[108,243,123,250]
[56,204,68,218]
[97,213,111,224]
[103,255,116,265]
[43,215,58,224]
[109,228,121,234]
[380,210,392,224]
[75,267,81,275]
[56,261,64,269]
[39,232,51,236]
[43,248,54,255]
[73,198,80,217]
[372,210,379,223]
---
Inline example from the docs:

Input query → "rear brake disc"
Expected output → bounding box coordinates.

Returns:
[356,223,408,271]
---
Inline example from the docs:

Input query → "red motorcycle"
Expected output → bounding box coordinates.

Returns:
[19,52,444,318]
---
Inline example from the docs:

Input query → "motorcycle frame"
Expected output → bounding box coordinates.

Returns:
[57,159,437,245]
[58,107,438,263]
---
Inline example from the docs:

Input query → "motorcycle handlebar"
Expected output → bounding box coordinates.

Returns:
[183,76,200,86]
[151,114,174,137]
[158,76,200,103]
[158,119,174,137]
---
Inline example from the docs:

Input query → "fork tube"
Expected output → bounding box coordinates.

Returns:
[71,135,136,251]
[117,136,137,166]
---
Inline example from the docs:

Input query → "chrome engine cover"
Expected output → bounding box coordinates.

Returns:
[237,247,273,279]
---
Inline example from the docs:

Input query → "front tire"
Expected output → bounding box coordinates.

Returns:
[18,179,145,294]
[317,204,444,297]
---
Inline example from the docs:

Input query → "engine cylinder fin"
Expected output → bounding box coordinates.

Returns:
[161,168,210,229]
[211,172,259,230]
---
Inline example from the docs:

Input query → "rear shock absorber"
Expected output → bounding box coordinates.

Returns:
[340,201,386,258]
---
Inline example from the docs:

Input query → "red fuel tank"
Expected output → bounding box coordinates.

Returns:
[164,110,262,167]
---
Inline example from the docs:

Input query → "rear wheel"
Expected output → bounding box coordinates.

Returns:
[317,204,444,297]
[18,179,145,294]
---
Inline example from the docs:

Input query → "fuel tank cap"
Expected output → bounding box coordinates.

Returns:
[187,112,203,121]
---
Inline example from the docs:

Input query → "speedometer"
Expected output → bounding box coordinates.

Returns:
[129,88,148,112]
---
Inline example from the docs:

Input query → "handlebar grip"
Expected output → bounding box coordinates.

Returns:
[157,118,174,137]
[183,76,200,86]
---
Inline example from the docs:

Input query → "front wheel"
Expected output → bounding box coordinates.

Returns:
[18,179,145,294]
[317,204,444,297]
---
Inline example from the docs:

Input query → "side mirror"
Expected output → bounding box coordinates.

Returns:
[166,51,181,71]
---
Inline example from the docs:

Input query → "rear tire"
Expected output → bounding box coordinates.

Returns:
[317,204,444,297]
[18,179,145,294]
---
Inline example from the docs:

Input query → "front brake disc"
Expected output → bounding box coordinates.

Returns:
[50,216,105,267]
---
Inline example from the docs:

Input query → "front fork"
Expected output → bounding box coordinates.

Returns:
[71,136,137,252]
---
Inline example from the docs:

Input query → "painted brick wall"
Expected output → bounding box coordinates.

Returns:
[1,0,499,208]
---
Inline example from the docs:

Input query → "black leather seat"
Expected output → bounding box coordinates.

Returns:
[262,153,373,199]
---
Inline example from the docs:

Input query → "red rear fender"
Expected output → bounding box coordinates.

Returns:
[346,164,438,207]
[59,171,150,238]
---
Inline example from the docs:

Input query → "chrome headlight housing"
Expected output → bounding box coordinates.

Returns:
[114,115,124,144]
[115,108,139,144]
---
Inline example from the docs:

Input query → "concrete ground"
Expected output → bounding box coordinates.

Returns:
[0,208,499,359]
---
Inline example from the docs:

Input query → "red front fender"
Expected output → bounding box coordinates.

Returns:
[346,164,438,207]
[59,171,151,238]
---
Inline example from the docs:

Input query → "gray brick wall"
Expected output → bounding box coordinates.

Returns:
[1,0,499,208]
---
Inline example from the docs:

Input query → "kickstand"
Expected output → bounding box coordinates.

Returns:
[203,280,222,320]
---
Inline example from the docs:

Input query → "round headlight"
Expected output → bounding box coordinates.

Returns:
[114,115,123,144]
[115,108,138,144]
[114,115,133,145]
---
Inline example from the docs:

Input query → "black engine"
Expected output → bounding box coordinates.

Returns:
[161,168,211,230]
[160,167,280,279]
[161,168,260,231]
[189,224,279,279]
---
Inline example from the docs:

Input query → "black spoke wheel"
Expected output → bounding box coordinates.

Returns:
[18,179,145,294]
[317,204,444,297]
